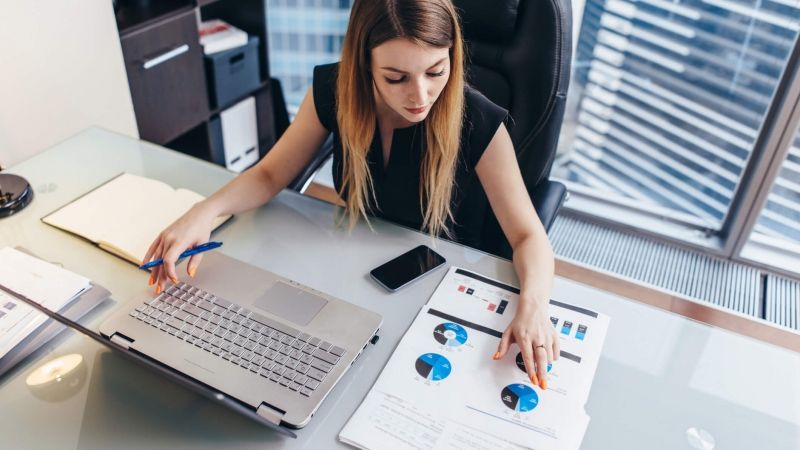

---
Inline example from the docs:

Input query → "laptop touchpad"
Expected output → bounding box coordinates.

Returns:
[254,282,327,326]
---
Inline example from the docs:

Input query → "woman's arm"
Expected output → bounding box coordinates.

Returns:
[475,123,559,389]
[199,87,329,216]
[145,87,329,290]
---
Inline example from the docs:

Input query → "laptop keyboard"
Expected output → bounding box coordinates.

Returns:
[128,281,346,398]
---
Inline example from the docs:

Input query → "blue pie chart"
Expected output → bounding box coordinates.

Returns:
[433,322,468,347]
[415,353,452,381]
[501,384,539,412]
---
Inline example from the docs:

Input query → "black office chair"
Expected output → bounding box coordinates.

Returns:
[454,0,572,258]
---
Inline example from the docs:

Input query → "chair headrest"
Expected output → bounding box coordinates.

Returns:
[454,0,520,44]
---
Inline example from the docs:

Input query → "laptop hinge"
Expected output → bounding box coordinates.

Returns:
[256,403,285,426]
[110,333,134,350]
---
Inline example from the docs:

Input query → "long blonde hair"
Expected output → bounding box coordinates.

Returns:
[336,0,465,237]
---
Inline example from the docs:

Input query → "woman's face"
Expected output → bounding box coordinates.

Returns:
[370,38,451,127]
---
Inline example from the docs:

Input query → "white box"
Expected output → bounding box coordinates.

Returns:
[219,97,259,173]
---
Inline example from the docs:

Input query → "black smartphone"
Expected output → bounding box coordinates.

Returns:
[370,245,447,292]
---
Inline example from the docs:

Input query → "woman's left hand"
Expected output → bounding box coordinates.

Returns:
[493,300,559,389]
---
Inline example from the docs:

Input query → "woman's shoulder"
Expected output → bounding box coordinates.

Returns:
[463,85,508,128]
[461,86,509,167]
[313,63,340,131]
[314,62,339,85]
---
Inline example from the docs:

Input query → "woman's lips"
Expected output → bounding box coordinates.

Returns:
[405,105,427,114]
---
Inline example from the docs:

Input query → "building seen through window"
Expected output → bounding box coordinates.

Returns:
[267,0,352,114]
[554,0,800,245]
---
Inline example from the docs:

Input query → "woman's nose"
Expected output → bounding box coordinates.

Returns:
[408,79,426,105]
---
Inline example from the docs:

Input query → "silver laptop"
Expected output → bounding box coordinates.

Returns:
[98,251,383,430]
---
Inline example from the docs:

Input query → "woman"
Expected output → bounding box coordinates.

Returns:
[144,0,558,389]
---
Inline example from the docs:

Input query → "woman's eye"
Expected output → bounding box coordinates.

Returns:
[384,69,445,84]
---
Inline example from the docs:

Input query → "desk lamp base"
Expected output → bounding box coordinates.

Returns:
[0,173,34,218]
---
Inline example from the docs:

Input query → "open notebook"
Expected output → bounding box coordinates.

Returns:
[42,173,230,266]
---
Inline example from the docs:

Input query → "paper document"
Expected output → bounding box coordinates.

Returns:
[340,267,610,450]
[0,291,45,358]
[0,247,91,357]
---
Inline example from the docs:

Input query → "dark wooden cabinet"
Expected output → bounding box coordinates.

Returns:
[115,0,280,169]
[167,80,280,164]
[121,9,210,144]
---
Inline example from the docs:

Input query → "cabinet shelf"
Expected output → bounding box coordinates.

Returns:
[116,0,194,36]
[115,0,281,169]
[210,80,270,116]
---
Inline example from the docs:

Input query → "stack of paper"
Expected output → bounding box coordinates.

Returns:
[0,247,91,358]
[199,19,249,55]
[340,267,610,450]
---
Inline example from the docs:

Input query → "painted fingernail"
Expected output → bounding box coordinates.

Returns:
[541,379,548,390]
[531,374,539,386]
[170,275,178,284]
[155,284,162,294]
[492,352,501,360]
[188,267,196,278]
[148,274,154,286]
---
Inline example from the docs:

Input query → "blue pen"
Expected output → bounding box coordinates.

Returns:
[139,241,223,270]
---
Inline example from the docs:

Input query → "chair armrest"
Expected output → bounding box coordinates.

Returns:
[288,134,334,192]
[531,179,567,233]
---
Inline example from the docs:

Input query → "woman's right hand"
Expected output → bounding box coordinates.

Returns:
[142,202,218,293]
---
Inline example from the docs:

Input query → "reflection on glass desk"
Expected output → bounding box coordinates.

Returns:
[0,128,798,449]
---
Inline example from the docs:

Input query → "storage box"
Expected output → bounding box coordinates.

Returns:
[205,36,260,108]
[209,97,259,173]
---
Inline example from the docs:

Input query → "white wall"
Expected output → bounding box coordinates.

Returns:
[0,0,138,167]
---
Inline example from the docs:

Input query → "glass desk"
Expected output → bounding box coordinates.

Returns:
[0,128,798,449]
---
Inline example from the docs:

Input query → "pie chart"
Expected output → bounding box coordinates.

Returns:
[516,352,552,373]
[415,353,452,381]
[501,383,539,412]
[433,322,468,347]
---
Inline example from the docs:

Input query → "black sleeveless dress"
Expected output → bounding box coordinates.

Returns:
[313,62,508,249]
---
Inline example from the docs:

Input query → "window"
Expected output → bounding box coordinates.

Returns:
[552,0,800,273]
[754,134,800,245]
[742,125,800,274]
[267,0,353,113]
